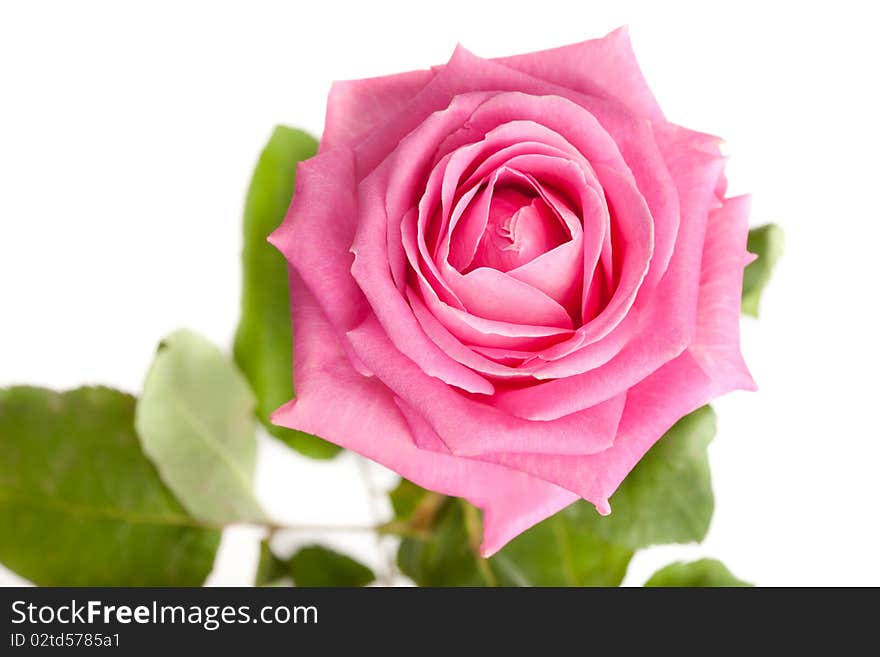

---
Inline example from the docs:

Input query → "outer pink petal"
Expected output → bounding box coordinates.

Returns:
[352,161,496,395]
[690,195,757,392]
[268,147,368,333]
[496,26,664,121]
[346,313,626,454]
[272,270,576,556]
[322,69,436,152]
[479,351,714,510]
[347,44,634,179]
[392,398,578,556]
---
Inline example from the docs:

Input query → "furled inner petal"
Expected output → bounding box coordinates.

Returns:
[432,120,602,269]
[407,289,539,379]
[412,270,575,351]
[448,267,574,329]
[438,170,579,329]
[468,187,568,272]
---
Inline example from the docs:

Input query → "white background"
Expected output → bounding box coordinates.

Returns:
[2,0,879,586]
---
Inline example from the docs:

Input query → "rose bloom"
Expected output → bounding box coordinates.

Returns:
[270,27,755,555]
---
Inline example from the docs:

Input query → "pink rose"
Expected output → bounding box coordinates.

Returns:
[270,27,755,556]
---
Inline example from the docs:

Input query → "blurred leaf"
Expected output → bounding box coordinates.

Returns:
[136,329,265,524]
[585,406,717,549]
[234,126,340,459]
[387,478,445,538]
[645,558,752,587]
[742,223,784,317]
[254,538,289,586]
[288,545,375,587]
[397,499,489,586]
[254,542,373,587]
[0,386,219,585]
[397,498,631,587]
[389,478,427,520]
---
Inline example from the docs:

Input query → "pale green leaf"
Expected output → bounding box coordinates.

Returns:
[742,223,784,317]
[136,329,265,525]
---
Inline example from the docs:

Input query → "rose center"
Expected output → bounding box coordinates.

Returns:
[466,187,568,273]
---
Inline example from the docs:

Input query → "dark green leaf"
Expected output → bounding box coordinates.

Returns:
[136,329,265,525]
[584,406,717,549]
[397,498,632,587]
[234,126,340,459]
[288,545,375,587]
[742,223,784,317]
[0,386,219,585]
[494,502,633,586]
[644,558,752,587]
[254,539,289,586]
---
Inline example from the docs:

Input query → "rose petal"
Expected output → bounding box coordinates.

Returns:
[689,195,757,392]
[448,64,679,295]
[471,194,756,504]
[526,311,640,380]
[414,274,574,351]
[448,267,574,329]
[346,313,626,454]
[273,271,576,557]
[268,147,367,333]
[352,158,496,395]
[497,26,664,121]
[489,149,725,418]
[392,398,579,556]
[407,289,533,379]
[476,351,714,508]
[576,162,654,341]
[322,68,436,152]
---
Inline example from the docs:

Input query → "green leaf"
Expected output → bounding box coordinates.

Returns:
[136,329,265,525]
[389,478,428,520]
[397,499,488,586]
[234,126,340,459]
[0,386,220,585]
[742,223,784,317]
[585,406,717,550]
[397,498,632,587]
[254,542,374,587]
[288,545,375,587]
[387,478,445,537]
[494,502,633,586]
[644,558,753,587]
[254,539,289,586]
